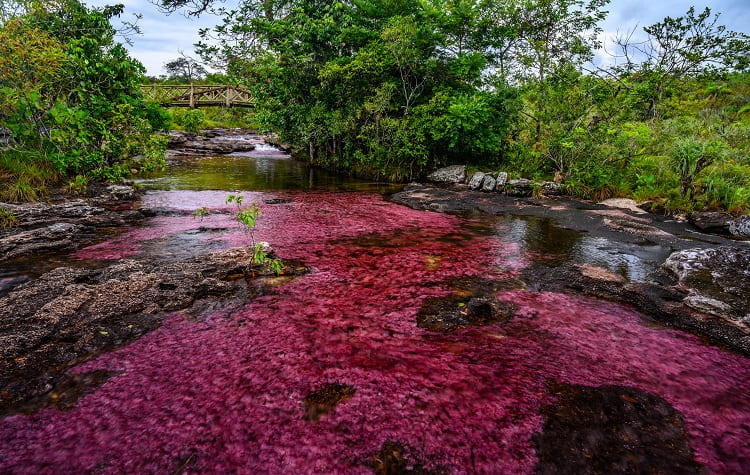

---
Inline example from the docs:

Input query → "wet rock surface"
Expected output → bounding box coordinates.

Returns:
[391,183,750,355]
[522,262,750,355]
[418,276,520,332]
[417,295,517,332]
[0,247,302,417]
[390,183,735,248]
[534,383,704,474]
[0,184,147,263]
[303,383,356,422]
[690,211,750,238]
[663,247,750,329]
[168,129,257,156]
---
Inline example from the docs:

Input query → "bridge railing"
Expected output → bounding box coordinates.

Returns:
[141,84,253,108]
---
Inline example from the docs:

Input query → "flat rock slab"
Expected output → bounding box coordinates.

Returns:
[0,186,146,262]
[169,130,257,155]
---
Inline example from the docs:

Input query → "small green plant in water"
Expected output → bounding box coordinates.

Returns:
[193,206,209,221]
[225,194,284,276]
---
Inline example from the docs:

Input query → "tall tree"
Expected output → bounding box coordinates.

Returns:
[164,55,208,82]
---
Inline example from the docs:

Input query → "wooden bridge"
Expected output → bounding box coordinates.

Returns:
[141,84,253,108]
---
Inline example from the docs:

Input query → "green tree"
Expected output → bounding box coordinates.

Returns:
[1,0,165,196]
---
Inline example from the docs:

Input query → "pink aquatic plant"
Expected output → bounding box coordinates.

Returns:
[1,191,748,473]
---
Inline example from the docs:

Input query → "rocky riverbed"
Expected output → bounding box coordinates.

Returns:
[392,182,750,355]
[1,138,748,473]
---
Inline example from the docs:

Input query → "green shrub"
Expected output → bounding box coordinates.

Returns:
[181,110,205,133]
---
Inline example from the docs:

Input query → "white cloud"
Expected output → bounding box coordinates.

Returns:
[85,0,225,75]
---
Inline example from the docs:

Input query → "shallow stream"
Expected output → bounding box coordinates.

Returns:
[1,136,748,473]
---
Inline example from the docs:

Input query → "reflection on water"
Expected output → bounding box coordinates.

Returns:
[138,144,402,194]
[497,216,673,282]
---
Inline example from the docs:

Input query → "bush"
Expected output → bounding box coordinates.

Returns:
[181,109,206,133]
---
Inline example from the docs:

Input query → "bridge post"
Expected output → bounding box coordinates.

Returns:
[189,83,195,108]
[226,86,231,108]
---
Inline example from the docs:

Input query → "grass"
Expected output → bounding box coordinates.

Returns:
[0,149,59,202]
[0,207,19,228]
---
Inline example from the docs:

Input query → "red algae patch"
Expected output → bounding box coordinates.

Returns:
[0,191,748,473]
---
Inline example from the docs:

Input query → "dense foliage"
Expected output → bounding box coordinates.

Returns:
[167,0,748,212]
[0,0,167,201]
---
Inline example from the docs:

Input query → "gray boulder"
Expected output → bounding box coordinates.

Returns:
[1,223,84,260]
[541,181,563,196]
[505,178,533,197]
[468,172,486,190]
[495,172,508,189]
[426,165,467,184]
[662,247,750,328]
[482,175,497,192]
[729,216,750,238]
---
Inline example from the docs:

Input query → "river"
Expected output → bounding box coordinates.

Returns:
[0,134,748,473]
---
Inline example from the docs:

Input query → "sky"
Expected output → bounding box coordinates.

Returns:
[86,0,750,77]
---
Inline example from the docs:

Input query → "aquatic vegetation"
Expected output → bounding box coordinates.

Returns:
[1,191,747,473]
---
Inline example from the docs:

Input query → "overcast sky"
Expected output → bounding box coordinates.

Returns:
[86,0,750,76]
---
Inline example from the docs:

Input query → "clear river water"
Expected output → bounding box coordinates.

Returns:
[0,136,748,473]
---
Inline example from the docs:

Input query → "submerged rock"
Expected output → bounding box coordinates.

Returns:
[426,165,467,184]
[303,383,356,422]
[364,441,443,474]
[417,295,517,332]
[534,383,704,474]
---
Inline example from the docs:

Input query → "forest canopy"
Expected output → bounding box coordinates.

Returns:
[154,0,750,212]
[2,0,749,213]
